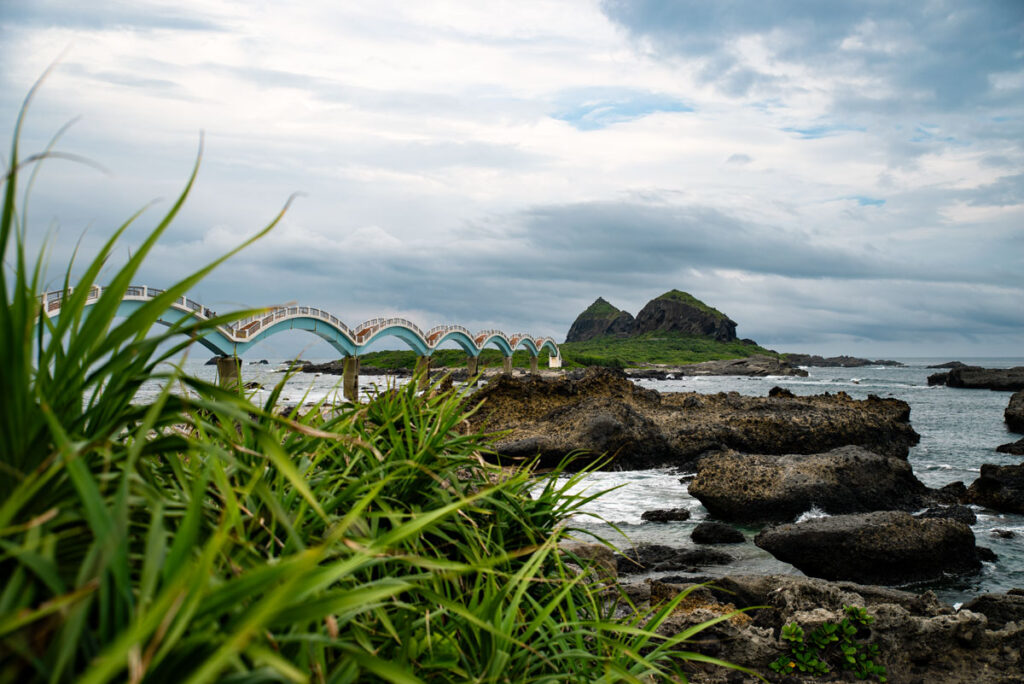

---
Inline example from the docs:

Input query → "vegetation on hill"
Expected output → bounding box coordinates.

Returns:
[560,331,776,368]
[579,296,621,317]
[358,347,551,370]
[1,87,747,682]
[653,289,729,321]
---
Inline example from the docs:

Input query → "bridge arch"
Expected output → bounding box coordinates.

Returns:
[40,284,561,364]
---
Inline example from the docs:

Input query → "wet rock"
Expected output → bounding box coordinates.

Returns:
[991,529,1016,539]
[783,354,905,368]
[966,462,1024,514]
[670,355,808,377]
[466,368,920,471]
[961,593,1024,630]
[615,544,732,575]
[934,480,968,504]
[689,446,929,523]
[946,366,1024,391]
[997,437,1024,455]
[928,361,967,369]
[691,521,745,544]
[1005,390,1024,433]
[641,507,691,523]
[927,371,950,386]
[916,504,977,526]
[754,511,982,584]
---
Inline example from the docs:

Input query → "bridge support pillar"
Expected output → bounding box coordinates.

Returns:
[415,355,431,390]
[530,356,538,374]
[466,355,479,376]
[549,355,562,369]
[343,356,360,402]
[216,356,241,391]
[502,356,513,375]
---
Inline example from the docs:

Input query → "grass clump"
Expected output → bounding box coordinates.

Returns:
[0,84,752,682]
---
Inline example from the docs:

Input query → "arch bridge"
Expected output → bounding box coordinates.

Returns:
[40,284,562,399]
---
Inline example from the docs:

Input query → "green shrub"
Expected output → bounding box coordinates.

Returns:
[0,82,753,682]
[769,605,887,681]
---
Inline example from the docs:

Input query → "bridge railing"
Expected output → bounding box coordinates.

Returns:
[354,317,426,344]
[425,324,473,345]
[37,284,558,358]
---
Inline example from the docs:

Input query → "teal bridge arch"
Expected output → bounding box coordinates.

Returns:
[39,285,562,366]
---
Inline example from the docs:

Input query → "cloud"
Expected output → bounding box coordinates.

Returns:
[551,88,692,130]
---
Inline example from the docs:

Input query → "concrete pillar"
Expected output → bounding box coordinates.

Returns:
[530,356,539,374]
[549,355,563,369]
[466,355,479,376]
[502,356,513,375]
[415,355,431,390]
[216,356,241,391]
[343,356,360,402]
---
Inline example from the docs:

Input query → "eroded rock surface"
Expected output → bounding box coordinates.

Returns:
[945,366,1024,391]
[466,368,920,470]
[966,462,1024,514]
[1006,390,1024,433]
[754,511,982,584]
[688,446,929,523]
[641,574,1024,683]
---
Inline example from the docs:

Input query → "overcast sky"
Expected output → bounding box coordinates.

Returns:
[2,1,1022,358]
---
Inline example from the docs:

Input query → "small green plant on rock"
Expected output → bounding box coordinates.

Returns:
[769,605,888,681]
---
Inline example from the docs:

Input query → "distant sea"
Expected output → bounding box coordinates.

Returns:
[143,356,1024,604]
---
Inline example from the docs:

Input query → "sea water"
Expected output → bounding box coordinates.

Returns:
[141,356,1024,603]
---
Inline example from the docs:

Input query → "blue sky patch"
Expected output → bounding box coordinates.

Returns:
[553,90,692,130]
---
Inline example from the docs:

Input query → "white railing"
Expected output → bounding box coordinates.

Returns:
[38,284,560,358]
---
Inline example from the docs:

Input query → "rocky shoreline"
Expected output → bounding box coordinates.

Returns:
[464,367,920,470]
[559,543,1024,683]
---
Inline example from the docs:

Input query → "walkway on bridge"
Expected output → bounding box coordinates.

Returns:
[40,284,562,400]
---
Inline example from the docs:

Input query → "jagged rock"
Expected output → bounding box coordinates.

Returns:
[784,354,905,368]
[565,297,635,343]
[632,290,737,342]
[961,593,1024,630]
[928,361,968,369]
[754,511,982,584]
[560,542,617,580]
[691,521,745,544]
[641,507,691,523]
[465,368,920,471]
[916,504,978,526]
[688,446,929,523]
[1006,390,1024,433]
[927,371,950,386]
[615,544,732,574]
[966,462,1024,514]
[672,355,807,377]
[946,366,1024,391]
[992,529,1016,539]
[653,574,1024,684]
[935,480,968,503]
[997,438,1024,455]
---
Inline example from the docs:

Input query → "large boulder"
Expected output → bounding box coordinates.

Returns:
[1006,390,1024,433]
[691,521,745,544]
[754,511,982,584]
[632,290,736,342]
[997,437,1024,455]
[688,446,929,523]
[966,462,1024,514]
[467,368,921,470]
[615,543,732,574]
[945,366,1024,391]
[564,297,635,343]
[671,354,807,377]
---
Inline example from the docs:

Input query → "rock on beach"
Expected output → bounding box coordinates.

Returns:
[688,445,929,523]
[753,511,983,585]
[465,368,920,470]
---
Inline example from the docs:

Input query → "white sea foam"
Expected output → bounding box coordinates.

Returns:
[795,506,829,523]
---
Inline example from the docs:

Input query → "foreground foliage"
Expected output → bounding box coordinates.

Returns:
[770,606,887,681]
[0,86,749,682]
